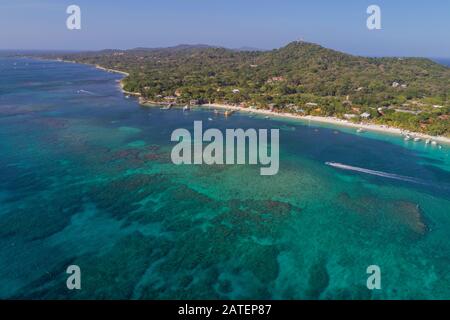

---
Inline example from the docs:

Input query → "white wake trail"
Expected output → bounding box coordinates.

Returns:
[78,89,96,95]
[325,162,425,184]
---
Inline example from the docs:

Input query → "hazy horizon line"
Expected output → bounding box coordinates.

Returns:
[1,41,450,60]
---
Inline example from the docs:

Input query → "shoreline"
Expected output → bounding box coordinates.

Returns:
[41,58,141,97]
[44,58,449,146]
[79,63,143,97]
[93,65,129,77]
[203,103,450,146]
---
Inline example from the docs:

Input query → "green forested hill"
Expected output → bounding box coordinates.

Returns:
[40,41,450,136]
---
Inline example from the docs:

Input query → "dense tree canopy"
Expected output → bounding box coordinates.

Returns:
[42,41,450,136]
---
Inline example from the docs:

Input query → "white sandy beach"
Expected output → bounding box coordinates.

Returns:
[82,63,449,146]
[203,103,450,146]
[94,65,130,77]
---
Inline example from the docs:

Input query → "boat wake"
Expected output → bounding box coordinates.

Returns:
[77,89,96,95]
[325,162,426,185]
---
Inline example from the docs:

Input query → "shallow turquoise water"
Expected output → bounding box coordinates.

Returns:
[0,58,449,299]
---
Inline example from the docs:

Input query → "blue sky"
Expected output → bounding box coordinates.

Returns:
[1,0,449,57]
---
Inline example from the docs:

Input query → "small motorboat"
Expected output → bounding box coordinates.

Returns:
[413,137,421,142]
[404,135,412,141]
[183,105,190,111]
[357,128,364,133]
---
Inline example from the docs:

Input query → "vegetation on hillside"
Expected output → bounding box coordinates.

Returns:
[40,41,450,136]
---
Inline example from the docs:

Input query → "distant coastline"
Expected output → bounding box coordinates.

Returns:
[93,64,129,77]
[433,58,450,67]
[32,57,450,146]
[64,59,142,97]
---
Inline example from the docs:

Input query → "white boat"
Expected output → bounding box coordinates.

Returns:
[425,139,431,144]
[125,95,130,99]
[413,137,421,142]
[404,135,412,141]
[183,105,190,111]
[208,117,213,121]
[431,141,438,146]
[357,128,364,133]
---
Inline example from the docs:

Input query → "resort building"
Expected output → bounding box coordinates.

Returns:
[360,112,371,119]
[343,114,357,119]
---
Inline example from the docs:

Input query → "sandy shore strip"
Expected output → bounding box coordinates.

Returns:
[203,103,450,145]
[74,62,141,97]
[118,80,141,97]
[90,64,142,97]
[94,65,129,77]
[44,59,448,146]
[38,58,140,96]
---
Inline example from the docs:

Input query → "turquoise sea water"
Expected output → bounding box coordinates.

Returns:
[0,58,449,299]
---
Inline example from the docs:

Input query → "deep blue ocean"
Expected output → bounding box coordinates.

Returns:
[0,57,449,299]
[434,58,450,67]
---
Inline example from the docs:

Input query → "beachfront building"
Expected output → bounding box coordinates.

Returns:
[343,114,357,120]
[394,109,422,115]
[164,96,177,102]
